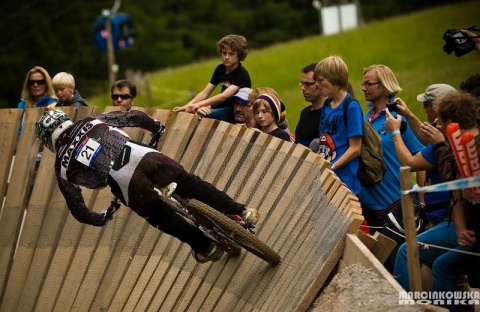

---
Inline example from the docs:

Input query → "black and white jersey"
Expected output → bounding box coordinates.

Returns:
[53,110,162,226]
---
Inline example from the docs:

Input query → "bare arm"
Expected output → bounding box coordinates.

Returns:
[332,136,361,169]
[385,109,434,171]
[173,83,216,113]
[191,84,240,111]
[393,98,429,145]
[174,83,240,113]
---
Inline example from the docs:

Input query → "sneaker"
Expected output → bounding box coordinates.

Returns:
[159,182,177,198]
[242,208,259,225]
[191,243,224,263]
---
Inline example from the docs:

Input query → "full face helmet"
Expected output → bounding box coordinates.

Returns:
[35,109,73,152]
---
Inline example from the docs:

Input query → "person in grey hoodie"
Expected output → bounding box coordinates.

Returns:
[52,72,89,108]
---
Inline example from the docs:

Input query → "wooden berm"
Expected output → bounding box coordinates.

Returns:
[0,107,438,311]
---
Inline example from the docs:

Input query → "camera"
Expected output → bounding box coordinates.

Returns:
[443,27,476,57]
[386,101,398,112]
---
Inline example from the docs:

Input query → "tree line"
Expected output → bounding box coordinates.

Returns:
[0,0,460,108]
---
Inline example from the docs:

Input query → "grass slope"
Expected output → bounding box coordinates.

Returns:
[92,1,480,130]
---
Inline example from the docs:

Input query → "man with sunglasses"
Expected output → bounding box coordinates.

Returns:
[111,80,136,111]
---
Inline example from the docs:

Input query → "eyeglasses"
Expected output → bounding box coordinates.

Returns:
[111,93,133,100]
[28,79,46,86]
[299,81,317,87]
[361,81,381,88]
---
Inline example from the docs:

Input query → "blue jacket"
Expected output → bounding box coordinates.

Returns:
[17,95,57,135]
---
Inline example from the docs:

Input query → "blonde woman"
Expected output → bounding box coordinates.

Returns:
[17,66,57,134]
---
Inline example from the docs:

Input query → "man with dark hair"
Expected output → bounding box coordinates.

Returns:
[111,79,137,111]
[460,73,480,98]
[294,63,327,147]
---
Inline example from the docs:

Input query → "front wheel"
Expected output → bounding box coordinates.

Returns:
[186,199,281,266]
[159,194,242,256]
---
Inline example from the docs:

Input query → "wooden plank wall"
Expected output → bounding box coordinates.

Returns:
[0,107,363,312]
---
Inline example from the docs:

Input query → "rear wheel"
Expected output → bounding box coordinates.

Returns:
[186,199,281,266]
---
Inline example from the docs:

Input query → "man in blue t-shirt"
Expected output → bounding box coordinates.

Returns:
[384,83,457,227]
[359,65,424,231]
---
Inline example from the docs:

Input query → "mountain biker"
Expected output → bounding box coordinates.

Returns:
[35,109,259,263]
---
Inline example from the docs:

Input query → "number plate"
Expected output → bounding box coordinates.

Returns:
[76,138,102,168]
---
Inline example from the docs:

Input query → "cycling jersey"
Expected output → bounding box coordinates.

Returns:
[54,110,161,226]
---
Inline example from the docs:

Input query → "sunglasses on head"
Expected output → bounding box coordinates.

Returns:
[28,79,46,86]
[111,93,133,100]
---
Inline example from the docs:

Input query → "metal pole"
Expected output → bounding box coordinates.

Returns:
[105,14,116,87]
[103,0,121,87]
[312,0,323,35]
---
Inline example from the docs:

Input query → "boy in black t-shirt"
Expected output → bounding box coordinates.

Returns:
[174,35,251,123]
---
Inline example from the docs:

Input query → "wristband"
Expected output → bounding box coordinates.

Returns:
[331,164,337,171]
[390,129,401,137]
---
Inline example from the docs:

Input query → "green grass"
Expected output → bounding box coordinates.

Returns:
[91,1,480,131]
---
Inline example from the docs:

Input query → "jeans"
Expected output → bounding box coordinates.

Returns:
[393,221,474,292]
[205,106,234,123]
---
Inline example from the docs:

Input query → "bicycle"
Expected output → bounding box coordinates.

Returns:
[104,127,281,266]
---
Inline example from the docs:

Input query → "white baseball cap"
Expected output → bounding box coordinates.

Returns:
[417,84,456,103]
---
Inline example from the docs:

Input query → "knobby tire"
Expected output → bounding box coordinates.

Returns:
[186,199,281,266]
[159,195,242,256]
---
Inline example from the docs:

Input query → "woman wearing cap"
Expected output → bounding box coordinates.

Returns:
[252,93,291,141]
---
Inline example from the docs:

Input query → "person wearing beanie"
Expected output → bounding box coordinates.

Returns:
[249,87,295,142]
[252,93,291,141]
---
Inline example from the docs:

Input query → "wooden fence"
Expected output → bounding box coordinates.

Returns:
[0,106,362,312]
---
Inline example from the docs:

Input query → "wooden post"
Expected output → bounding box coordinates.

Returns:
[399,166,422,292]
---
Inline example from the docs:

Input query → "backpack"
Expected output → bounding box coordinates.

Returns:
[339,97,387,188]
